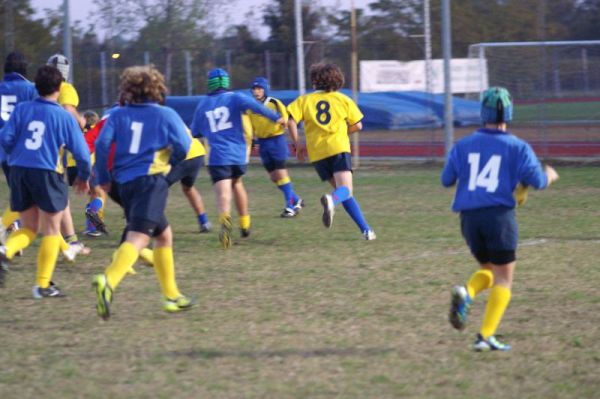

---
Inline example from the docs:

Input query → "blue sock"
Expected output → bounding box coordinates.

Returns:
[331,186,350,206]
[198,213,209,225]
[342,197,370,232]
[278,182,295,207]
[87,198,103,213]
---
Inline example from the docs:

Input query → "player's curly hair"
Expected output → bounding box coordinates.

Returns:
[310,63,344,92]
[118,65,167,105]
[34,65,63,96]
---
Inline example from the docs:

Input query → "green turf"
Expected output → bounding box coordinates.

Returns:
[515,101,600,122]
[0,163,598,398]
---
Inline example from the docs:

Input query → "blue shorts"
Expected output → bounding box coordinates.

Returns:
[166,156,204,188]
[208,164,247,184]
[9,166,69,213]
[460,206,518,265]
[2,162,9,182]
[118,174,169,237]
[66,166,78,186]
[312,152,352,181]
[258,135,289,172]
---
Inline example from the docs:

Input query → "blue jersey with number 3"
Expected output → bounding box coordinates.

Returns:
[0,97,91,179]
[95,102,191,185]
[190,90,280,166]
[441,128,548,212]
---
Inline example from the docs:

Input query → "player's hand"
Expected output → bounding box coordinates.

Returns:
[295,142,306,162]
[514,183,529,206]
[545,165,559,185]
[74,178,90,195]
[276,117,286,127]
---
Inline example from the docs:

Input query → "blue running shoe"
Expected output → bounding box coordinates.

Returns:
[472,334,511,352]
[449,285,472,331]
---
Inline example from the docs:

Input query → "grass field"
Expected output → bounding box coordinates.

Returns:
[0,163,599,398]
[515,101,600,122]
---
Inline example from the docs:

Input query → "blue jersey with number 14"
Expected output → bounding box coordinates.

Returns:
[441,128,548,212]
[190,90,280,166]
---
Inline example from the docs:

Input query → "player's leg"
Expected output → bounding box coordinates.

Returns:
[175,157,211,233]
[261,137,302,217]
[85,183,107,236]
[1,206,37,260]
[213,177,233,249]
[60,201,89,259]
[182,184,211,232]
[33,209,65,298]
[232,177,251,238]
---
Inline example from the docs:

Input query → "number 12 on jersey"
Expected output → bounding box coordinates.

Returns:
[468,153,501,192]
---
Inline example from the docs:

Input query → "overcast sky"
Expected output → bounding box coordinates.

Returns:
[31,0,375,39]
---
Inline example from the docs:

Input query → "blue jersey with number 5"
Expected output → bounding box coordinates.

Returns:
[0,98,91,180]
[190,90,279,166]
[441,128,548,212]
[95,102,191,185]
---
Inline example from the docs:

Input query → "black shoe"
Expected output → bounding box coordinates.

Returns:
[240,228,251,238]
[280,207,296,218]
[32,282,65,299]
[85,208,108,235]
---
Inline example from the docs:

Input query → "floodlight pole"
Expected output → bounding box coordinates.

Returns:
[63,0,73,82]
[441,0,453,157]
[350,0,360,168]
[294,0,306,95]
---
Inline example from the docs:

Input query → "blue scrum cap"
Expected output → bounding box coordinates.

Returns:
[481,86,513,124]
[251,77,270,96]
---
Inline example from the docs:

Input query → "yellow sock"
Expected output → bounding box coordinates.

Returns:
[139,248,154,266]
[480,285,512,339]
[65,234,79,244]
[153,247,181,299]
[219,212,231,224]
[59,236,70,252]
[36,235,61,288]
[239,214,251,230]
[276,176,291,186]
[5,228,36,259]
[111,250,138,275]
[466,269,494,298]
[105,242,139,289]
[1,208,19,228]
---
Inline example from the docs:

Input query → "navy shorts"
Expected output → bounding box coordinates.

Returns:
[312,152,352,181]
[118,174,169,237]
[66,166,78,186]
[258,135,289,172]
[9,166,69,213]
[166,156,204,188]
[208,164,247,184]
[2,161,9,182]
[460,206,518,265]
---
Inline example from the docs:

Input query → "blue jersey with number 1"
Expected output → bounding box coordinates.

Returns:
[190,90,280,166]
[95,102,191,185]
[441,128,548,212]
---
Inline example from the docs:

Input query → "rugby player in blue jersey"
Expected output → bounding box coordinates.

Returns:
[441,87,559,351]
[0,65,91,297]
[190,68,285,249]
[92,65,194,319]
[0,52,38,250]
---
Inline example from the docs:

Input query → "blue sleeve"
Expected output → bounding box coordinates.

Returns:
[28,85,39,100]
[441,145,459,187]
[518,142,548,190]
[95,117,115,185]
[190,109,203,138]
[237,94,279,121]
[167,111,191,166]
[64,116,91,180]
[0,105,19,154]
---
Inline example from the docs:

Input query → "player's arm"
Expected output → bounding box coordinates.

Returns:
[440,146,459,187]
[346,97,364,135]
[287,117,305,162]
[347,121,363,134]
[94,117,116,187]
[63,103,85,129]
[64,117,91,194]
[239,94,284,126]
[518,143,558,189]
[167,113,192,166]
[0,104,19,154]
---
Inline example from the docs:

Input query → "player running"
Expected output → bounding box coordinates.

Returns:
[190,68,285,249]
[247,77,304,218]
[442,87,559,351]
[0,65,91,297]
[287,63,376,240]
[92,65,194,319]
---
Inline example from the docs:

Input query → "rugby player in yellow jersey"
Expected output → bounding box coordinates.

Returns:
[47,54,90,259]
[287,63,375,240]
[248,77,304,217]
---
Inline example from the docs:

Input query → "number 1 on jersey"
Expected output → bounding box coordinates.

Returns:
[468,153,501,192]
[129,122,143,154]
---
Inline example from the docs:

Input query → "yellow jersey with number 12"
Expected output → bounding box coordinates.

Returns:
[287,91,363,162]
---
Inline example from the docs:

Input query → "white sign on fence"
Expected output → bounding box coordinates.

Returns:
[359,59,488,93]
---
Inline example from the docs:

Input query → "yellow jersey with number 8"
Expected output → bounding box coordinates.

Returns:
[287,91,363,162]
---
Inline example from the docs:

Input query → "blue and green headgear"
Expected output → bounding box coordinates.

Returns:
[207,68,230,92]
[251,77,270,97]
[481,87,513,124]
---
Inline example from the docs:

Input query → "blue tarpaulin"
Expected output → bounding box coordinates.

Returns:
[166,90,481,130]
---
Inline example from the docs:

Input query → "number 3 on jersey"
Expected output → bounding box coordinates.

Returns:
[468,153,501,192]
[206,106,233,132]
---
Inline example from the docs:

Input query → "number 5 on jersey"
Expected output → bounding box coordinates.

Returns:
[468,153,501,192]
